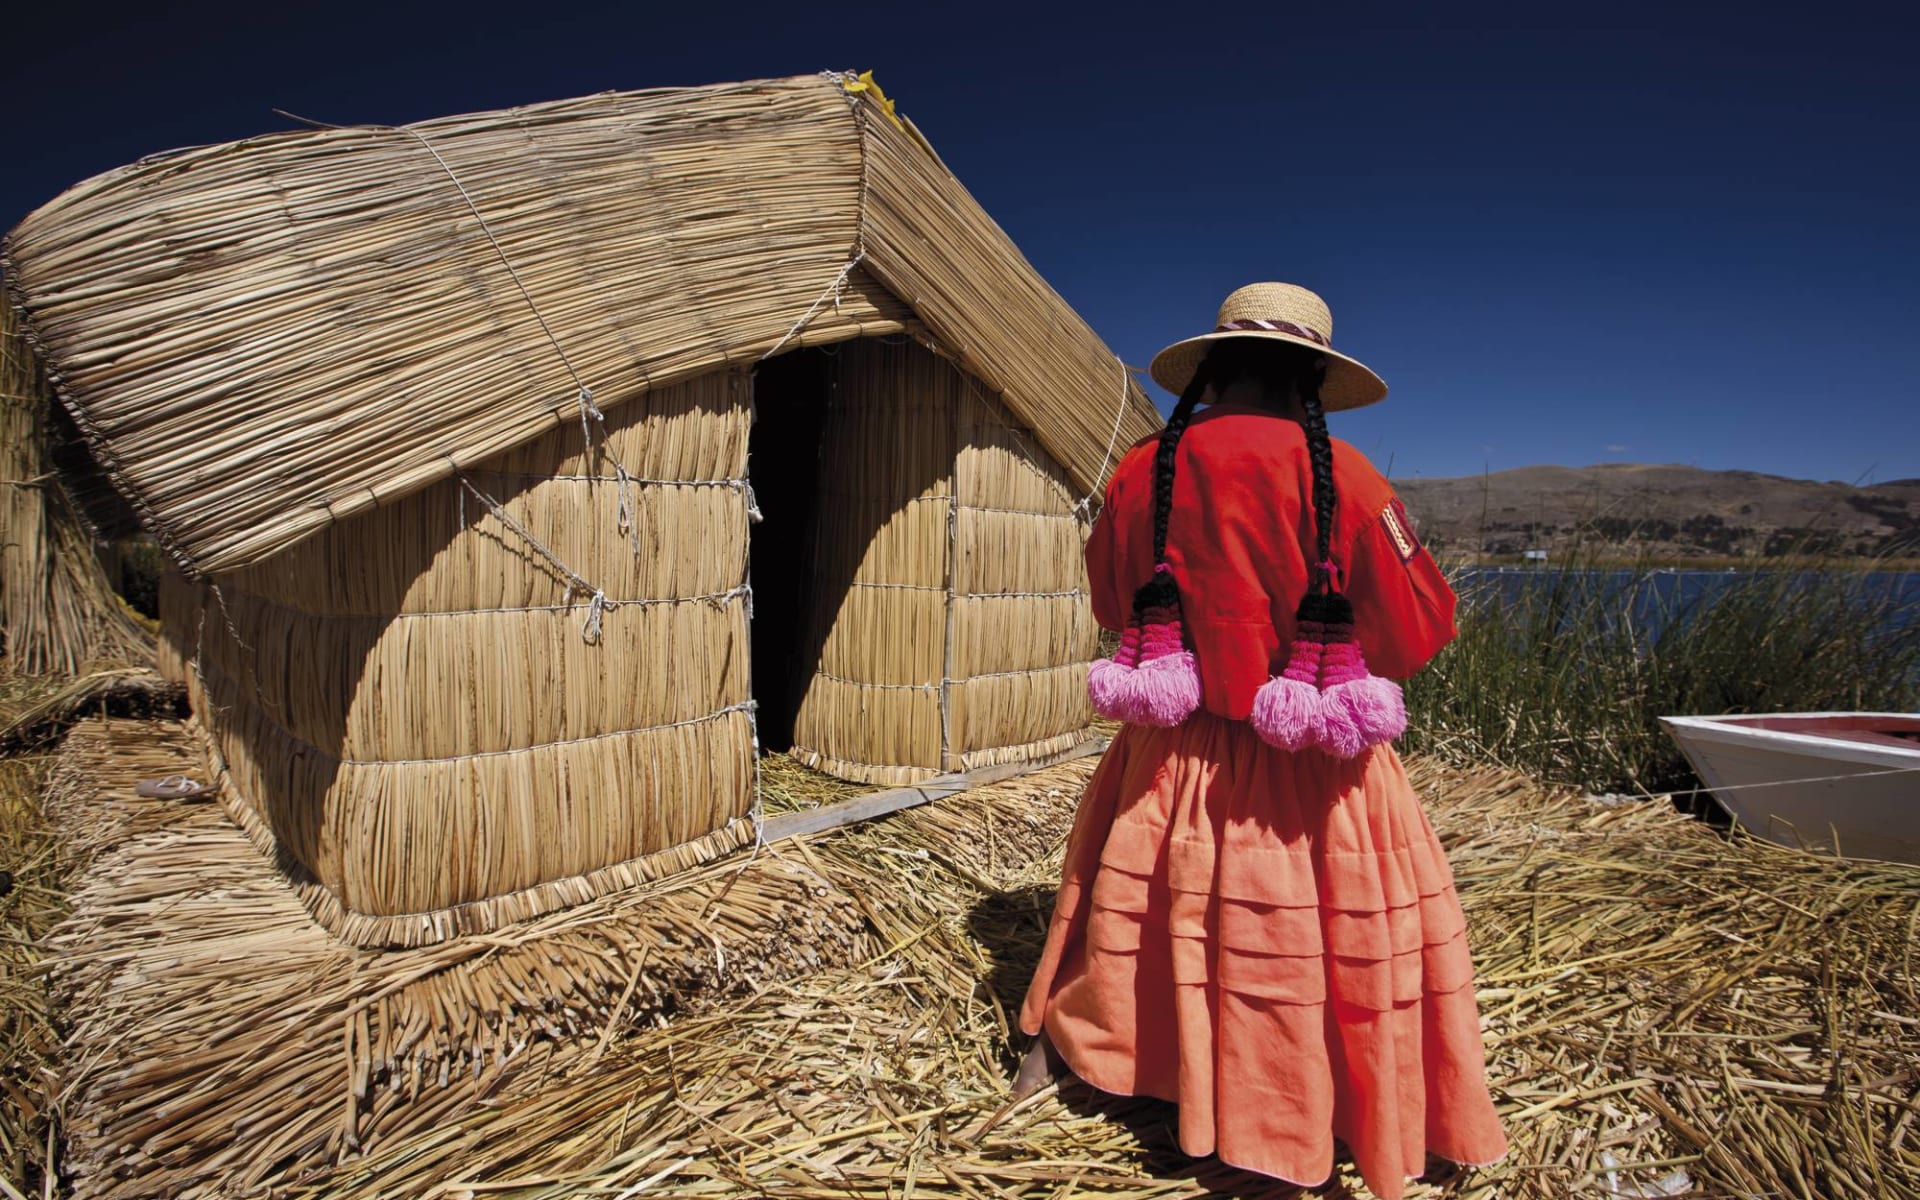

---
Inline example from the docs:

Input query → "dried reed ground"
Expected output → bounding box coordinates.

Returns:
[0,753,59,1200]
[0,663,87,1200]
[6,712,1919,1199]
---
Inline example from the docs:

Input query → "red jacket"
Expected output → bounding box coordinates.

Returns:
[1087,401,1457,721]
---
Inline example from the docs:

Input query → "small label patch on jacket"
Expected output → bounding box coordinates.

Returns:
[1382,498,1422,563]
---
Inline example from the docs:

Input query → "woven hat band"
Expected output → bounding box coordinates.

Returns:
[1214,318,1331,349]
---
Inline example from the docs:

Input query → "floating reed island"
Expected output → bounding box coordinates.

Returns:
[4,711,1914,1199]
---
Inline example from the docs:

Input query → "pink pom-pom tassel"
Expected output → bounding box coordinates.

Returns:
[1130,651,1203,726]
[1088,658,1137,722]
[1088,652,1202,727]
[1316,689,1370,758]
[1250,674,1324,749]
[1323,674,1408,750]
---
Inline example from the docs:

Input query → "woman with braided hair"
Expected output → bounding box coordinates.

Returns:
[1014,285,1507,1196]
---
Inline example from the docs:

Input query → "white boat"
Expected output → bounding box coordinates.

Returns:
[1660,712,1920,866]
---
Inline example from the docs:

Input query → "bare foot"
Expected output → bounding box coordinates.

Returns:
[1011,1029,1064,1099]
[968,1032,1071,1142]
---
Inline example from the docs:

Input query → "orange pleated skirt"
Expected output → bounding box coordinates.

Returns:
[1019,714,1508,1198]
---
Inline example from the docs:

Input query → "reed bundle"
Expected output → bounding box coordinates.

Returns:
[4,74,1157,577]
[22,711,1917,1198]
[0,666,179,754]
[0,300,150,676]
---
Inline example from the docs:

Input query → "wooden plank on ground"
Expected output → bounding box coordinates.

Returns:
[761,738,1108,843]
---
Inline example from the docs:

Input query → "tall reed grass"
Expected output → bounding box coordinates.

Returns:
[1403,552,1920,795]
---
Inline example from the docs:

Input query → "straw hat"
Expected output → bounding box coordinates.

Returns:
[1149,282,1387,411]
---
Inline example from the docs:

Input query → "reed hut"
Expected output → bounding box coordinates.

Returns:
[2,73,1159,945]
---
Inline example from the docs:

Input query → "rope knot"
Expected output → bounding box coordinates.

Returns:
[614,463,637,543]
[582,590,608,644]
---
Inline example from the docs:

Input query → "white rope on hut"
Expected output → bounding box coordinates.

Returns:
[1074,356,1135,520]
[456,477,619,643]
[386,121,648,596]
[758,250,868,364]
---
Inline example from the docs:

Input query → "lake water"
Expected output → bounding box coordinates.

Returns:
[1452,567,1920,635]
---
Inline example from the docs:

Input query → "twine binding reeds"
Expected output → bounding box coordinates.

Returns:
[457,474,616,642]
[761,251,870,364]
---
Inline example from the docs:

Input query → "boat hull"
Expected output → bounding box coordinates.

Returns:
[1661,713,1920,866]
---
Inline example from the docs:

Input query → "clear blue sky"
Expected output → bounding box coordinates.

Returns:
[8,3,1914,484]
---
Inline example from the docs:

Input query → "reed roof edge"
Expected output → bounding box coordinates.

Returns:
[4,72,1160,574]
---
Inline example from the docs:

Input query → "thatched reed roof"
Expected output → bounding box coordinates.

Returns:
[3,73,1159,575]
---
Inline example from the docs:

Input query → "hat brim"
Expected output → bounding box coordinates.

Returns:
[1148,330,1387,411]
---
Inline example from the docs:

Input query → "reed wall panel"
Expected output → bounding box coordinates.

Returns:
[164,373,756,921]
[790,339,956,779]
[791,675,944,785]
[195,660,755,916]
[948,664,1093,763]
[810,497,951,590]
[224,372,750,615]
[947,385,1097,760]
[959,727,1095,774]
[781,340,1100,778]
[954,508,1087,597]
[219,475,747,617]
[954,391,1079,513]
[195,592,747,760]
[814,586,947,688]
[952,594,1098,678]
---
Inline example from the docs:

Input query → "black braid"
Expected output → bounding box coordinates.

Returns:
[1151,362,1210,566]
[1132,361,1212,615]
[1298,377,1336,581]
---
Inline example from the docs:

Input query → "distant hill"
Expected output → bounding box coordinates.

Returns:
[1393,463,1920,561]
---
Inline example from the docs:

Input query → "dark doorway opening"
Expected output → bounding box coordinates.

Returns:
[748,348,832,753]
